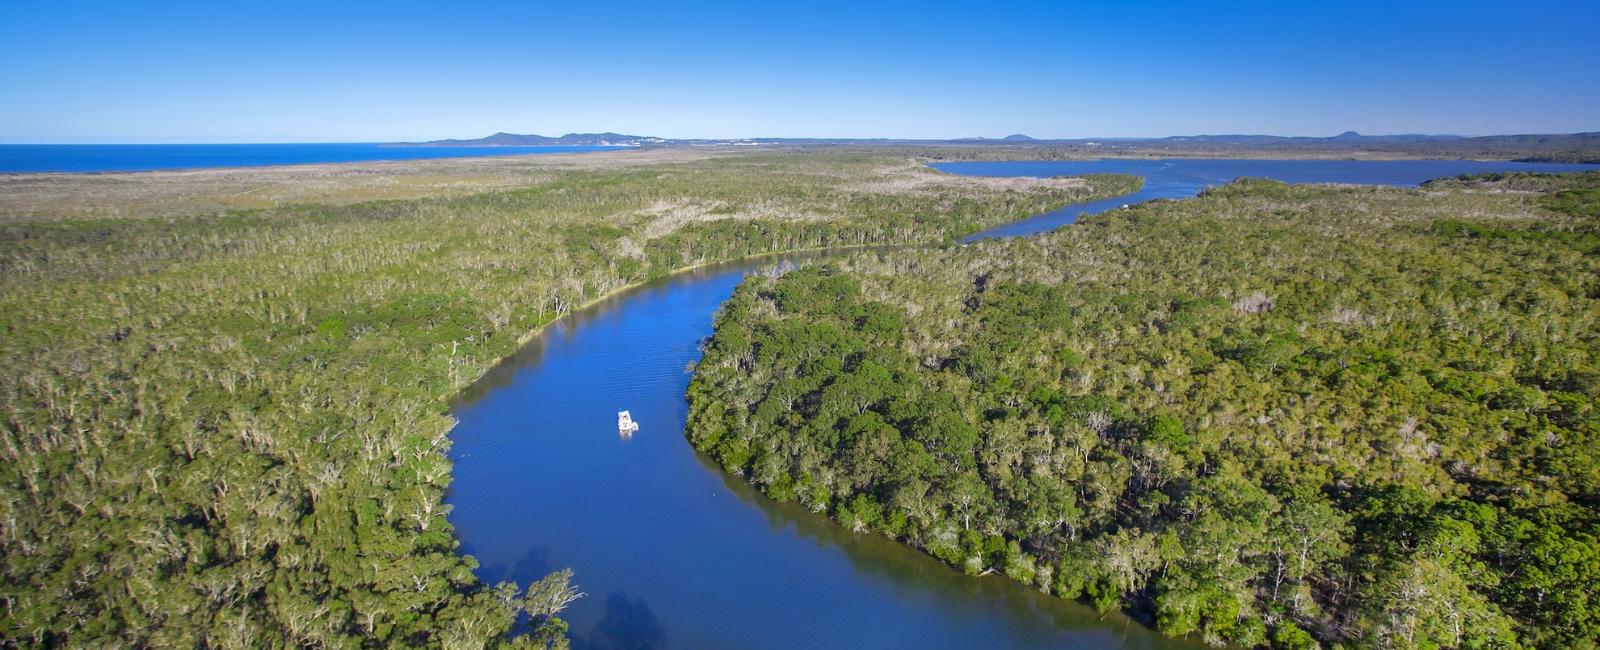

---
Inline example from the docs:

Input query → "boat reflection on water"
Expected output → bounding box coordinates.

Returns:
[449,158,1600,649]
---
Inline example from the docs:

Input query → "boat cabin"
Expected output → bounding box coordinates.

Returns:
[618,410,639,434]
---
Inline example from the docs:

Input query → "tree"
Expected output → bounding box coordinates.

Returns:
[1270,494,1351,612]
[1361,558,1520,650]
[521,570,585,648]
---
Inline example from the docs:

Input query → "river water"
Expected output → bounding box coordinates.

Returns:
[446,159,1598,650]
[947,158,1600,241]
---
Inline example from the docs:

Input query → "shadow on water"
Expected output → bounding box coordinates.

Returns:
[446,159,1600,649]
[475,546,553,589]
[572,593,668,650]
[446,201,1211,649]
[694,448,1168,646]
[450,245,917,407]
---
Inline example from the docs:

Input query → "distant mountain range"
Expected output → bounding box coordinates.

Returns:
[384,131,1600,163]
[952,134,1039,142]
[1121,132,1600,163]
[386,132,663,147]
[388,131,1550,148]
[1152,131,1462,144]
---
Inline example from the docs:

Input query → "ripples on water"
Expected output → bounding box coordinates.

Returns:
[448,159,1600,650]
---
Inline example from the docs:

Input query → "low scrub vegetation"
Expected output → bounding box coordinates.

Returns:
[0,151,1138,648]
[688,173,1600,649]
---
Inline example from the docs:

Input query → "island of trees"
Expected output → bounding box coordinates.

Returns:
[687,171,1600,649]
[0,149,1138,648]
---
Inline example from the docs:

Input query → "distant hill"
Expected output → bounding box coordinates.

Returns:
[951,135,1038,141]
[1430,132,1600,163]
[385,131,1600,163]
[1129,132,1600,163]
[1155,131,1462,145]
[388,132,659,147]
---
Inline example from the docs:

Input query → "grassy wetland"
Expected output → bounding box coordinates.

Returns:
[687,172,1600,649]
[0,148,1141,648]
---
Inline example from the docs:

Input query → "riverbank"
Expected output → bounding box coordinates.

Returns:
[447,160,1596,649]
[446,171,1144,403]
[0,149,1137,648]
[684,170,1600,649]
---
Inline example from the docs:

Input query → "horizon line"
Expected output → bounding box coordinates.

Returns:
[6,130,1600,146]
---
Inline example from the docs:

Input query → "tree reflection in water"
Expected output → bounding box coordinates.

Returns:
[574,592,667,650]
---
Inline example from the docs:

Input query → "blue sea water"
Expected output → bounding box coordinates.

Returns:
[0,143,631,173]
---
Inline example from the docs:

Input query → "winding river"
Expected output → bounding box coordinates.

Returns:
[446,159,1598,650]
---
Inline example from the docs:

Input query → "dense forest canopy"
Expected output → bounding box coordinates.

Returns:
[0,150,1139,648]
[687,171,1600,649]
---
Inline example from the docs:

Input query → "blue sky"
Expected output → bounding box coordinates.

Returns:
[1,0,1596,142]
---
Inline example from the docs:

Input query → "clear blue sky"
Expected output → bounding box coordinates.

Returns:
[2,0,1595,142]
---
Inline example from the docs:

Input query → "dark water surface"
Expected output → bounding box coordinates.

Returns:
[0,143,629,173]
[447,158,1597,649]
[939,158,1600,241]
[449,254,1183,650]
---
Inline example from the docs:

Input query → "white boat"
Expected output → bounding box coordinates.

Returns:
[618,410,639,435]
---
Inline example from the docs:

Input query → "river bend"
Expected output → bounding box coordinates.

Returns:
[446,158,1598,650]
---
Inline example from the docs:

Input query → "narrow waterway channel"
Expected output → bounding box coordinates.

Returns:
[446,158,1598,650]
